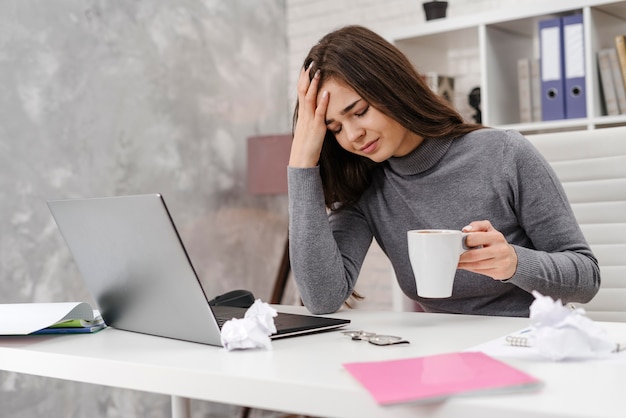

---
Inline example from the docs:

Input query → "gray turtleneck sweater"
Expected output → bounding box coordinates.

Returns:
[288,128,600,317]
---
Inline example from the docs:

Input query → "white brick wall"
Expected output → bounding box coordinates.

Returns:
[286,0,422,107]
[285,0,535,110]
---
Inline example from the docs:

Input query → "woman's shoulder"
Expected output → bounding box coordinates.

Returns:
[462,128,534,153]
[464,127,525,142]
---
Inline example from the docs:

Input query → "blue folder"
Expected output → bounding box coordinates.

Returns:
[539,17,566,121]
[562,13,587,119]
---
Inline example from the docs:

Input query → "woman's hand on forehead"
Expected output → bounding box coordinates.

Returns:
[290,63,330,168]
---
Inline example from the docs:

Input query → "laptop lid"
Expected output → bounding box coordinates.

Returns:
[47,194,349,346]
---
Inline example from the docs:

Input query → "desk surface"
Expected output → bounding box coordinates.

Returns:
[1,307,625,418]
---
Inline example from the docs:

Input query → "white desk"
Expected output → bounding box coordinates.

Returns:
[1,307,625,418]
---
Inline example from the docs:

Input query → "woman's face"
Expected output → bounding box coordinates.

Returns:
[320,79,423,162]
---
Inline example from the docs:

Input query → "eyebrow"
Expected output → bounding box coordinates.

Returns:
[325,99,362,125]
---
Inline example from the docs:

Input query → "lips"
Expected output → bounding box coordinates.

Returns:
[359,139,379,154]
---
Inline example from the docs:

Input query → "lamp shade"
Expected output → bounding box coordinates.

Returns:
[246,134,292,195]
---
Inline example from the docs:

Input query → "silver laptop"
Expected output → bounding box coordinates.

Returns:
[47,194,349,346]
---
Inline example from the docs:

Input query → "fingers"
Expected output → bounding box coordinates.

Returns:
[462,220,494,233]
[296,63,326,123]
[458,221,518,280]
[315,89,329,121]
[296,62,312,98]
[290,62,328,168]
[462,220,493,250]
[458,242,518,280]
[297,62,319,103]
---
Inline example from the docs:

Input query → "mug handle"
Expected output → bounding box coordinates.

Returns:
[461,232,471,252]
[461,232,484,253]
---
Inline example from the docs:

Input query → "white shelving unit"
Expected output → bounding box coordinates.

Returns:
[386,0,626,134]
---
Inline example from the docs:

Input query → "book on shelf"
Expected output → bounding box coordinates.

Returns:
[517,58,533,123]
[562,13,587,119]
[597,48,620,116]
[517,57,542,122]
[615,35,626,93]
[539,16,566,121]
[607,47,626,114]
[530,58,542,122]
[424,72,455,105]
[0,302,107,335]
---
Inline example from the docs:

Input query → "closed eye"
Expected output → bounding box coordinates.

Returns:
[329,105,370,135]
[355,105,369,117]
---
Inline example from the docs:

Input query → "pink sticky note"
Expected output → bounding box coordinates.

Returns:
[343,351,541,405]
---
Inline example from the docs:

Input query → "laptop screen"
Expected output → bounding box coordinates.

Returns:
[48,194,349,346]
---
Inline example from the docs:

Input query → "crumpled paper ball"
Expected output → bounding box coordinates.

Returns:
[529,291,616,361]
[220,299,277,351]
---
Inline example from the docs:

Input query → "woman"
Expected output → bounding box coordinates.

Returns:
[288,25,599,317]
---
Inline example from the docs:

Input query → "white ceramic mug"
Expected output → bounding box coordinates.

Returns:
[407,229,469,298]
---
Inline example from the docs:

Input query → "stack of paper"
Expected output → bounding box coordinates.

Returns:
[0,302,107,335]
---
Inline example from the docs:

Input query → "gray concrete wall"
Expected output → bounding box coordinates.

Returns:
[0,1,290,416]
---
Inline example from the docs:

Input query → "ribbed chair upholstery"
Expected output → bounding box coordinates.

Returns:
[526,126,626,322]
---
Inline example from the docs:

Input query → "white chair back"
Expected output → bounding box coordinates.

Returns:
[526,126,626,322]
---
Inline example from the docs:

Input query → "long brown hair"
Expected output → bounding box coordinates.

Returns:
[293,25,482,209]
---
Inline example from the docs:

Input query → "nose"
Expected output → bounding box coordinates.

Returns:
[344,122,365,143]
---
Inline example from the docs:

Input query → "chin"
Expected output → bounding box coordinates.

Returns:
[365,149,392,163]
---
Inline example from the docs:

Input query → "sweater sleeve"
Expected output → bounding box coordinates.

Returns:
[503,131,600,303]
[287,166,373,314]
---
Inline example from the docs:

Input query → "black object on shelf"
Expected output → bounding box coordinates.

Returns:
[423,1,448,21]
[468,87,482,124]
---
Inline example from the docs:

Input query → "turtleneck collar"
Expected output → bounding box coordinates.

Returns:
[386,137,455,176]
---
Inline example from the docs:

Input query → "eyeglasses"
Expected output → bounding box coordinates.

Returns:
[341,330,410,346]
